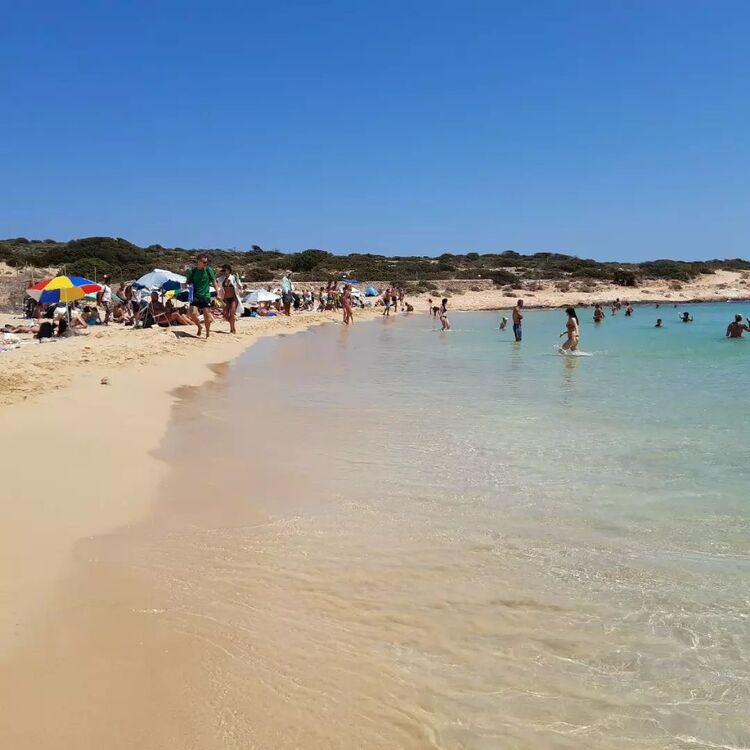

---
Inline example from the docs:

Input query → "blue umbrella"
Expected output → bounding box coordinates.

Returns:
[133,269,186,291]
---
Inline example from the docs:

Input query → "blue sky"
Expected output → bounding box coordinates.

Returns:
[2,1,748,260]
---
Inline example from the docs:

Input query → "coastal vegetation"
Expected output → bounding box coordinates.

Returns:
[1,236,748,287]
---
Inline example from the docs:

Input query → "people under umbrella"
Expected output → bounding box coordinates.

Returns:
[9,259,413,349]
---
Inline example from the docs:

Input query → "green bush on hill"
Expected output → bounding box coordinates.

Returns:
[0,236,745,287]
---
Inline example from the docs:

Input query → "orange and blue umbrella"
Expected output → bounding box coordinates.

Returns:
[27,275,102,304]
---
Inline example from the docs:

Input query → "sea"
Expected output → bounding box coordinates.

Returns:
[124,302,750,748]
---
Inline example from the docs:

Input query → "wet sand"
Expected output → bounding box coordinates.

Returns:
[0,320,427,749]
[0,313,380,749]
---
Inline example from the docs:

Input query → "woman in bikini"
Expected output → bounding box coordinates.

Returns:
[439,298,451,331]
[218,265,241,333]
[560,307,580,352]
[342,284,354,325]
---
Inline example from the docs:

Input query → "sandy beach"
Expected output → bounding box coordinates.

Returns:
[0,310,375,652]
[0,274,748,748]
[408,268,750,310]
[3,269,747,406]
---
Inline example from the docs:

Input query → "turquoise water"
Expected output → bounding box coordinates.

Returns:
[151,302,750,749]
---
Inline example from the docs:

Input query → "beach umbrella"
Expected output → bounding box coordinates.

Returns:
[243,289,280,305]
[27,275,102,304]
[133,269,187,291]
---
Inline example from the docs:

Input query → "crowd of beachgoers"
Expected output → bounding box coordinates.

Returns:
[0,254,403,351]
[3,254,749,356]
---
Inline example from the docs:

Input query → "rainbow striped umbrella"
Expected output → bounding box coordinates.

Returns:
[27,275,102,304]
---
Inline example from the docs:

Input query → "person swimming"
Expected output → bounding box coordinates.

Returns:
[499,316,508,330]
[655,318,663,328]
[559,307,580,352]
[726,313,750,338]
[593,304,605,323]
[681,311,693,322]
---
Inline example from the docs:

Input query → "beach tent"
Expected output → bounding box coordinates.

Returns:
[133,269,186,291]
[365,286,379,297]
[243,289,280,305]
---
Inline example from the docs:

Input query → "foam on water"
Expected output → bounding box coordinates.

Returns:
[146,303,750,748]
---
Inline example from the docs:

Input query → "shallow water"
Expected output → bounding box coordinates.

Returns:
[126,304,750,748]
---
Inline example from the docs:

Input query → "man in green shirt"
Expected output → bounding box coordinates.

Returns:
[184,254,220,338]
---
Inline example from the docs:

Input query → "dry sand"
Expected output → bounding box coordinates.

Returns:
[409,269,749,310]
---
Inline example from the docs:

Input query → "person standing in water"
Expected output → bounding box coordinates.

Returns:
[439,298,451,331]
[681,311,694,323]
[726,314,750,338]
[499,316,508,330]
[559,307,580,352]
[655,318,663,328]
[593,304,605,323]
[382,287,391,317]
[512,299,523,342]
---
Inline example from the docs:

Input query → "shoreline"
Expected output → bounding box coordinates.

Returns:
[3,271,748,407]
[0,310,378,657]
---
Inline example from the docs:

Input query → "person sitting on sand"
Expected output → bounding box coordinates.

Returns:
[593,304,605,323]
[165,299,193,326]
[655,318,663,328]
[112,303,129,323]
[70,311,88,329]
[35,320,56,341]
[439,298,451,331]
[81,306,101,325]
[681,311,693,322]
[405,302,414,313]
[559,307,580,352]
[141,292,169,328]
[726,314,750,338]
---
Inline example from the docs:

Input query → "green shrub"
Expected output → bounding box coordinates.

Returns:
[613,268,638,286]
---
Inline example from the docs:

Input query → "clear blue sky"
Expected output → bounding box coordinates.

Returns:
[2,1,748,261]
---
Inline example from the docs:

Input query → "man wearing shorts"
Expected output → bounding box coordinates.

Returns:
[512,299,524,342]
[185,254,219,338]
